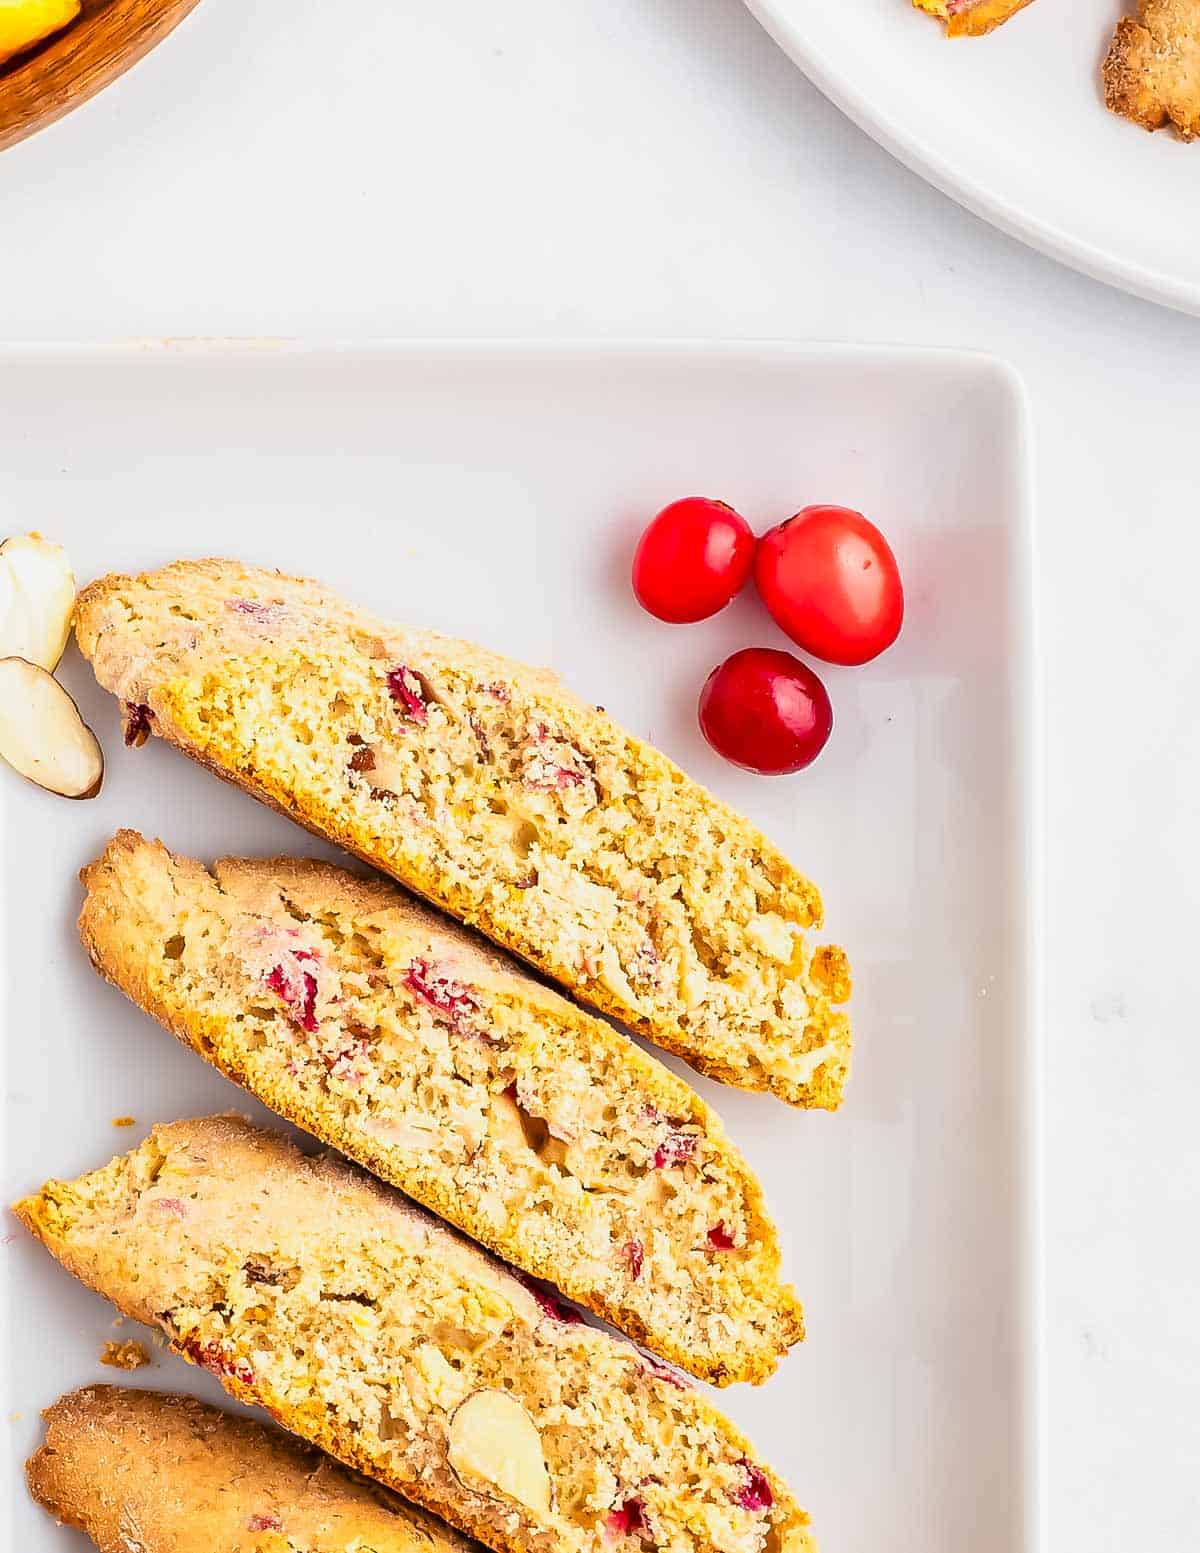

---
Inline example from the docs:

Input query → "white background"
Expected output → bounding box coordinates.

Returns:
[0,2,1196,1550]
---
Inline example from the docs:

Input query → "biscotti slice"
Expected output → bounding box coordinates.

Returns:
[15,1117,817,1553]
[1104,0,1200,139]
[73,558,851,1109]
[27,1385,477,1553]
[911,0,1033,35]
[79,831,803,1387]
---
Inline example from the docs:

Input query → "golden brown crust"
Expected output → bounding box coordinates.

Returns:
[1104,0,1200,137]
[14,1116,817,1553]
[912,0,1034,35]
[73,559,851,1110]
[77,830,804,1386]
[26,1384,476,1553]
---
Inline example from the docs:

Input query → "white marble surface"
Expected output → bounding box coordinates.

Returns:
[0,2,1196,1548]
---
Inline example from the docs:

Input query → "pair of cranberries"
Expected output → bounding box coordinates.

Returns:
[631,497,904,775]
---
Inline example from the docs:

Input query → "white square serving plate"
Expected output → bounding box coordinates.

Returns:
[0,342,1037,1553]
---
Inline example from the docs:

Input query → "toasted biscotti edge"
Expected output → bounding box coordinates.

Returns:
[911,0,1035,34]
[13,1116,819,1553]
[1103,1,1200,139]
[72,561,852,1110]
[77,830,805,1386]
[11,1124,531,1553]
[27,1384,477,1553]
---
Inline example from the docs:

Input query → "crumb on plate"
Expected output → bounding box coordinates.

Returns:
[100,1340,150,1371]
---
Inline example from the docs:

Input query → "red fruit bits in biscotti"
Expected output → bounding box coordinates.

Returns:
[606,1497,648,1539]
[733,1461,774,1512]
[387,665,428,723]
[266,949,319,1034]
[123,703,154,748]
[76,833,811,1387]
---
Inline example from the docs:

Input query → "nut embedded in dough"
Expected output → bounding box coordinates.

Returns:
[448,1391,552,1515]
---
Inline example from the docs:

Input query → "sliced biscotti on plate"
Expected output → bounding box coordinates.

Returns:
[912,0,1033,35]
[73,558,851,1109]
[14,1116,816,1553]
[78,831,803,1386]
[28,1384,475,1553]
[1103,0,1200,139]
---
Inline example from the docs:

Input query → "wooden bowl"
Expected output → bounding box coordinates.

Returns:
[0,0,203,153]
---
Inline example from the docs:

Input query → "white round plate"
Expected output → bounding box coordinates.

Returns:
[743,0,1200,315]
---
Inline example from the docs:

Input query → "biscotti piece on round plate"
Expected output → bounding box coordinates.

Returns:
[14,1117,817,1553]
[79,831,803,1386]
[27,1384,475,1553]
[73,558,851,1109]
[911,0,1033,35]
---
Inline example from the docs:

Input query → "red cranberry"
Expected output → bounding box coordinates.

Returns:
[605,1497,647,1538]
[403,959,482,1037]
[707,1223,736,1251]
[754,504,904,666]
[652,1128,697,1170]
[226,598,286,627]
[123,703,154,748]
[266,950,318,1034]
[732,1460,774,1512]
[632,497,756,623]
[182,1337,255,1388]
[387,665,428,723]
[519,1275,585,1325]
[641,1354,689,1390]
[622,1238,645,1280]
[699,647,832,775]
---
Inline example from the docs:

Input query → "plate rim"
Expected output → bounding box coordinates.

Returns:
[0,336,1043,1553]
[740,0,1200,319]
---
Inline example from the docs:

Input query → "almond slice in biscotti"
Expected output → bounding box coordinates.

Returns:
[448,1392,551,1515]
[77,830,804,1386]
[72,558,851,1109]
[13,1116,818,1553]
[27,1385,478,1553]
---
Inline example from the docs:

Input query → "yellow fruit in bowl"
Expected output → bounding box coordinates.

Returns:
[0,0,81,67]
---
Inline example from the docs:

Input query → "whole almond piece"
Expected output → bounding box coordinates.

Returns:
[0,534,76,672]
[0,657,103,799]
[447,1389,551,1516]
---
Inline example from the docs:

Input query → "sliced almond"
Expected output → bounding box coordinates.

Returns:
[0,657,103,799]
[488,1087,530,1151]
[0,534,76,672]
[448,1389,551,1516]
[412,1343,470,1410]
[364,746,409,795]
